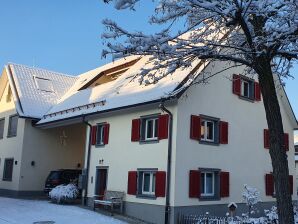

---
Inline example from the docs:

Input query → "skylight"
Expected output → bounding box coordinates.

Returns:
[34,77,54,92]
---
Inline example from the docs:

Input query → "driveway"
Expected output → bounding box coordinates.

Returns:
[0,197,127,224]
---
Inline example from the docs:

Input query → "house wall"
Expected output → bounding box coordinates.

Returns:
[172,60,296,218]
[19,122,86,193]
[86,104,178,224]
[0,78,25,192]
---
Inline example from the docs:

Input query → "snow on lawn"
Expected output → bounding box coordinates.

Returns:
[0,197,127,224]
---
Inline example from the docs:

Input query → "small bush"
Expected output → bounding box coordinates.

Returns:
[49,184,79,204]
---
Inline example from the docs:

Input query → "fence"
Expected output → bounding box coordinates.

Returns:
[177,213,228,224]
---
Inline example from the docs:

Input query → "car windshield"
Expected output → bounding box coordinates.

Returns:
[48,171,60,180]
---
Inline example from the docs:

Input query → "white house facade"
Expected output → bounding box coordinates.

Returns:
[33,56,297,224]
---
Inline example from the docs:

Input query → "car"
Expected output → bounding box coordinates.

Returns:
[44,169,82,195]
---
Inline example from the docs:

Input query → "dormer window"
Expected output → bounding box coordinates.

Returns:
[34,77,54,92]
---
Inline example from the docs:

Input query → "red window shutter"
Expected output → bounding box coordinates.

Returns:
[232,74,241,96]
[91,126,97,145]
[220,172,230,197]
[127,171,137,195]
[155,171,166,197]
[190,115,201,140]
[254,82,261,101]
[189,170,201,198]
[264,129,270,149]
[289,175,293,195]
[131,119,141,142]
[265,174,274,196]
[103,123,110,145]
[219,121,229,144]
[158,114,169,140]
[284,133,289,151]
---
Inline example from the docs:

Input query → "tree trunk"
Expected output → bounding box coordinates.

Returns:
[255,58,294,224]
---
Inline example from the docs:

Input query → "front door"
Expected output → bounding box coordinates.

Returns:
[95,168,108,200]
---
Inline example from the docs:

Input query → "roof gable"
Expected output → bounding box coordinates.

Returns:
[7,63,78,119]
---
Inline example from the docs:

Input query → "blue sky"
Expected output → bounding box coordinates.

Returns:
[0,0,297,116]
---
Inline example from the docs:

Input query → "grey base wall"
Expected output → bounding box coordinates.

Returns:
[85,198,279,224]
[0,188,45,198]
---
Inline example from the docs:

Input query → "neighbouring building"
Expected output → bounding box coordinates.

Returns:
[0,64,86,197]
[32,55,297,224]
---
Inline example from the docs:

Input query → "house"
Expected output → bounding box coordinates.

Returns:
[33,55,297,224]
[0,64,86,197]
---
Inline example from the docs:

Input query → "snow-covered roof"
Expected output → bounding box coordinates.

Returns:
[37,56,205,125]
[6,63,78,119]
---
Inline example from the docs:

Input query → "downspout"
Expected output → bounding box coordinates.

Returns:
[159,102,173,224]
[83,116,92,206]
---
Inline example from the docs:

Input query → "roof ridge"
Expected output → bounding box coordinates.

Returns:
[8,62,77,79]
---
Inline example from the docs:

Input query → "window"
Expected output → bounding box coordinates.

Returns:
[140,116,159,141]
[142,172,156,195]
[6,86,12,103]
[3,158,14,181]
[96,124,105,146]
[201,172,215,196]
[233,74,260,101]
[0,118,4,139]
[7,115,18,137]
[136,170,157,197]
[34,77,54,92]
[91,123,109,146]
[199,169,220,200]
[201,120,215,142]
[144,118,158,140]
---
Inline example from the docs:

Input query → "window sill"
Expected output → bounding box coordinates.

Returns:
[136,194,157,200]
[95,144,106,148]
[238,96,255,103]
[199,196,220,201]
[199,140,219,146]
[7,135,17,138]
[139,139,159,145]
[2,178,12,182]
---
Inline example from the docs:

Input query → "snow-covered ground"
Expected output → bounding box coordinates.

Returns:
[0,197,127,224]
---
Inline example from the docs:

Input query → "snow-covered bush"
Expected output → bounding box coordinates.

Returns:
[49,184,79,204]
[242,185,261,217]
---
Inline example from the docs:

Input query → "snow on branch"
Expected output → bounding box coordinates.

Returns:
[102,0,298,83]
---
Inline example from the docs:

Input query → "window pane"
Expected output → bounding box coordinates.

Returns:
[96,125,104,145]
[143,173,151,192]
[154,119,158,138]
[152,173,156,193]
[201,121,205,139]
[242,81,249,97]
[3,159,13,181]
[205,173,213,194]
[0,119,4,139]
[8,115,18,137]
[146,120,154,139]
[200,173,205,194]
[206,121,214,140]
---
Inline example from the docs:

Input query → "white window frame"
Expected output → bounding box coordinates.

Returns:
[144,118,158,141]
[141,171,156,195]
[201,172,215,197]
[241,80,250,98]
[201,120,215,142]
[96,124,104,146]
